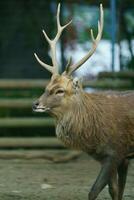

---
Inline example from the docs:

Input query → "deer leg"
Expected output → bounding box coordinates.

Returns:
[108,168,118,200]
[88,156,116,200]
[118,159,129,200]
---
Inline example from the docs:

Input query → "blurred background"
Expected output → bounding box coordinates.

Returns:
[0,0,134,142]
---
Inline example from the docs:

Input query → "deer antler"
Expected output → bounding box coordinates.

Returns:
[66,4,104,76]
[34,3,72,74]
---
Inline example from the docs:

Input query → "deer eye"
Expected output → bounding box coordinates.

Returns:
[55,88,65,96]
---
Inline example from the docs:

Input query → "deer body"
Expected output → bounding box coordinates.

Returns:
[56,91,134,159]
[33,4,134,200]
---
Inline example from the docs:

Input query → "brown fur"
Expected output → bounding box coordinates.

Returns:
[35,74,134,162]
[33,3,133,199]
[33,74,134,200]
[56,91,134,160]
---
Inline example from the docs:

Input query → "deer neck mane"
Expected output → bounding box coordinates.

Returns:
[55,92,101,150]
[55,91,88,121]
[57,91,97,121]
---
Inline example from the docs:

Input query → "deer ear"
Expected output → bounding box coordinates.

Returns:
[73,77,80,90]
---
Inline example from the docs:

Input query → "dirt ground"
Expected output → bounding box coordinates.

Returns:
[0,150,133,200]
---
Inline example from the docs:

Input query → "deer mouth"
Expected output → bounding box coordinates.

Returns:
[36,108,50,113]
[33,105,50,113]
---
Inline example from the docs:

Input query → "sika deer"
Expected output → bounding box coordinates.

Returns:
[33,4,134,200]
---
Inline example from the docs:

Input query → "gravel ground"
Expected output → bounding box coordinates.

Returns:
[0,150,133,200]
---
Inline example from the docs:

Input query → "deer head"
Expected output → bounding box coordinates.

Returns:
[32,3,104,117]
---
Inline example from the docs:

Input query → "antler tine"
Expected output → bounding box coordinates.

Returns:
[64,56,73,74]
[90,29,95,42]
[34,53,54,74]
[56,4,72,40]
[67,4,104,76]
[42,30,51,45]
[47,3,72,73]
[34,3,72,75]
[96,4,103,41]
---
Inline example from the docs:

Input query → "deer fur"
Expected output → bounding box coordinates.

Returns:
[33,3,134,200]
[33,74,134,200]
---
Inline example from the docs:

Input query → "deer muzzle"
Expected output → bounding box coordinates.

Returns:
[32,100,50,113]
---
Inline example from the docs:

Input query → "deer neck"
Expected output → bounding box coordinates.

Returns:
[54,91,86,120]
[55,92,100,151]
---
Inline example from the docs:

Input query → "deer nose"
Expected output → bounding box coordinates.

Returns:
[32,101,39,110]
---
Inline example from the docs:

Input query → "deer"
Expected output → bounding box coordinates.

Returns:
[32,3,134,200]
